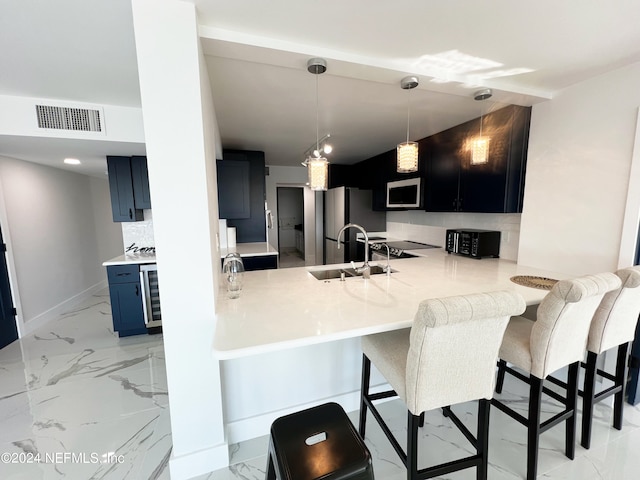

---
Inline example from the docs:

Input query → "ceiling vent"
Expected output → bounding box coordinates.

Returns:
[35,104,103,132]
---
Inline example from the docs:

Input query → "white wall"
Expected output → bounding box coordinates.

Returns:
[221,338,378,443]
[0,155,121,333]
[131,1,226,478]
[89,176,125,262]
[519,62,640,275]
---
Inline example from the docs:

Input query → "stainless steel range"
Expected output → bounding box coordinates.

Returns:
[369,240,440,259]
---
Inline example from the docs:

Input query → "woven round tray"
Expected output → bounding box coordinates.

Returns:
[510,275,559,290]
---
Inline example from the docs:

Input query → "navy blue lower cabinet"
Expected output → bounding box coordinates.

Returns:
[242,255,278,271]
[107,265,147,337]
[220,254,278,271]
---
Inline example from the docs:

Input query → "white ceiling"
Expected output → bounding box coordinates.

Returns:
[1,0,640,175]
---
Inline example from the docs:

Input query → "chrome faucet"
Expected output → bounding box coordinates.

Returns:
[381,243,391,275]
[337,223,370,279]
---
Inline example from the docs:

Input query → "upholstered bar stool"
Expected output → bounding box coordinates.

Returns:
[359,290,525,480]
[579,266,640,448]
[493,272,621,480]
[266,402,374,480]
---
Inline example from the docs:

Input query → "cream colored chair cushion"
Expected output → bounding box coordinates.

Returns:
[588,266,640,354]
[499,273,621,379]
[362,290,525,416]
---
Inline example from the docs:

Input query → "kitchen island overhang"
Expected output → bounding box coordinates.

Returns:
[212,249,570,360]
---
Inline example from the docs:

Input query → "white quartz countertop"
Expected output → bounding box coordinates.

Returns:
[213,249,571,359]
[102,254,157,266]
[220,242,278,258]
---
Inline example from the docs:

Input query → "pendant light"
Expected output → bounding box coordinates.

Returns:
[307,58,329,191]
[397,76,419,173]
[471,88,492,165]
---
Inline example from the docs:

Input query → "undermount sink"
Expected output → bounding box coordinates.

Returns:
[309,265,395,280]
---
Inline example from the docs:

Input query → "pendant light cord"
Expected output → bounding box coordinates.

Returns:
[406,87,411,144]
[315,73,320,156]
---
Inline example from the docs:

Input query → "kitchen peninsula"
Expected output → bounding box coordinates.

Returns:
[213,248,569,358]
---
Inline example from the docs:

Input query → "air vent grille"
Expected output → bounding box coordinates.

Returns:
[35,105,102,132]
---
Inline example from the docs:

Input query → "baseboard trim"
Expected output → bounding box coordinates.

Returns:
[19,280,108,336]
[226,390,364,445]
[169,442,229,480]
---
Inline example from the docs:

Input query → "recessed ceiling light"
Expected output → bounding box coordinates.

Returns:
[64,158,81,165]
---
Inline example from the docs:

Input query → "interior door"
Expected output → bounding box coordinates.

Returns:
[0,224,18,349]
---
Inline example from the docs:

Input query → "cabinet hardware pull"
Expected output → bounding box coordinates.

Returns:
[135,285,139,296]
[129,208,133,219]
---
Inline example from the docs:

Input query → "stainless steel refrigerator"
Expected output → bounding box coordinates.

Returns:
[324,187,386,265]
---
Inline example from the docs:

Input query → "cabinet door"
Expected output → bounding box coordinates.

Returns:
[131,156,152,209]
[424,131,461,212]
[217,159,251,219]
[358,153,390,211]
[242,255,278,271]
[458,106,530,213]
[458,115,509,213]
[108,282,146,337]
[107,156,144,222]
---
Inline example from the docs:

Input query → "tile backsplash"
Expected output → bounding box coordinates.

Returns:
[387,211,521,261]
[121,210,155,253]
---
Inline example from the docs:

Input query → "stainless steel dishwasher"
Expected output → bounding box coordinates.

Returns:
[139,264,162,329]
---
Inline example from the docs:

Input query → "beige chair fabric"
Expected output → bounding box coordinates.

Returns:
[588,266,640,354]
[499,273,621,379]
[362,290,525,416]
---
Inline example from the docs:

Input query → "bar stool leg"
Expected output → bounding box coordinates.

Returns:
[565,362,579,459]
[581,352,598,449]
[407,413,420,480]
[265,452,276,480]
[496,360,507,394]
[359,354,371,438]
[477,399,490,480]
[527,376,543,480]
[614,343,629,430]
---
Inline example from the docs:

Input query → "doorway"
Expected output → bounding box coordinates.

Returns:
[0,223,18,349]
[277,187,306,268]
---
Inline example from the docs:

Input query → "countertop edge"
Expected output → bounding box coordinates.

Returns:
[102,255,157,266]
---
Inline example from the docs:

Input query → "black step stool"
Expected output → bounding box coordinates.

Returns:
[266,402,374,480]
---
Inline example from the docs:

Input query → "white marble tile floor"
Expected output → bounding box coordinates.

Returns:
[0,290,171,480]
[2,290,640,479]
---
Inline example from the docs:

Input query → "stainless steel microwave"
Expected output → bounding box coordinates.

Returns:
[386,177,421,208]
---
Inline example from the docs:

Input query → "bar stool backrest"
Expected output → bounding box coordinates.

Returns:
[406,290,525,414]
[588,266,640,355]
[531,273,621,379]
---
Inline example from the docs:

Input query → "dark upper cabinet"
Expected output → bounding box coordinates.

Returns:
[217,159,251,219]
[356,151,395,211]
[423,126,466,211]
[217,150,266,243]
[352,104,530,214]
[107,156,144,222]
[425,105,531,213]
[328,164,355,189]
[131,156,152,210]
